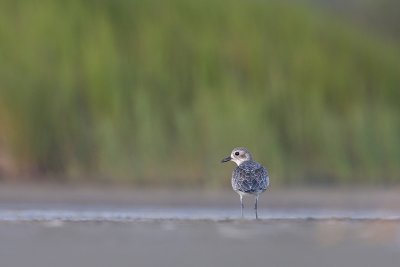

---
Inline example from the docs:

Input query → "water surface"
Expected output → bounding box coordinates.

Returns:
[2,187,400,267]
[1,204,399,221]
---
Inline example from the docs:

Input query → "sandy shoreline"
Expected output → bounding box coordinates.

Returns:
[1,185,400,267]
[1,219,400,267]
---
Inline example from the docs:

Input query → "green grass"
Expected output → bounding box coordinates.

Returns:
[0,0,399,186]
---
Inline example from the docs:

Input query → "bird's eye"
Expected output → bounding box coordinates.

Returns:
[234,152,240,156]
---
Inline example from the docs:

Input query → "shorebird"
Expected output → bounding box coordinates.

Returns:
[221,147,269,219]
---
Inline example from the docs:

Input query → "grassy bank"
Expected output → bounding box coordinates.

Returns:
[0,0,399,186]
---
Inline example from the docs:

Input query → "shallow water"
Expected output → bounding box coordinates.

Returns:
[1,205,400,221]
[2,214,400,267]
[2,187,400,267]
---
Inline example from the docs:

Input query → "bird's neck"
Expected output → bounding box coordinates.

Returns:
[235,159,251,166]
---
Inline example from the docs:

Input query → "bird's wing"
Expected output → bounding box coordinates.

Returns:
[232,162,269,193]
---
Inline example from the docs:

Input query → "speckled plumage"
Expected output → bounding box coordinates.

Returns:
[231,160,269,194]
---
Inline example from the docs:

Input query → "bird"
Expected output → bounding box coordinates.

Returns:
[221,147,269,219]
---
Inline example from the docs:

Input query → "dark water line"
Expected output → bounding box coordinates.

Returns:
[0,207,400,222]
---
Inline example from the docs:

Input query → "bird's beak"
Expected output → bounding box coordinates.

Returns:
[221,156,232,163]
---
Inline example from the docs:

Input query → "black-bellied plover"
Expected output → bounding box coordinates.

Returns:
[221,147,269,219]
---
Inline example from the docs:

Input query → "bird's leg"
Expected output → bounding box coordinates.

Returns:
[254,195,259,219]
[240,195,244,218]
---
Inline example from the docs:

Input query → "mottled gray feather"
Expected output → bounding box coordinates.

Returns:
[231,161,269,194]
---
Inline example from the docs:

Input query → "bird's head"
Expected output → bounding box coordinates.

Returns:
[221,147,253,166]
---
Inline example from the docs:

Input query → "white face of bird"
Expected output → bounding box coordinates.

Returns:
[221,147,253,166]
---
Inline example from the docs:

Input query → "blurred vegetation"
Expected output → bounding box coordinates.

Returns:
[0,0,399,186]
[308,0,400,42]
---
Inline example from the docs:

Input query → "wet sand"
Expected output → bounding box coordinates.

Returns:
[1,185,400,267]
[2,219,400,267]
